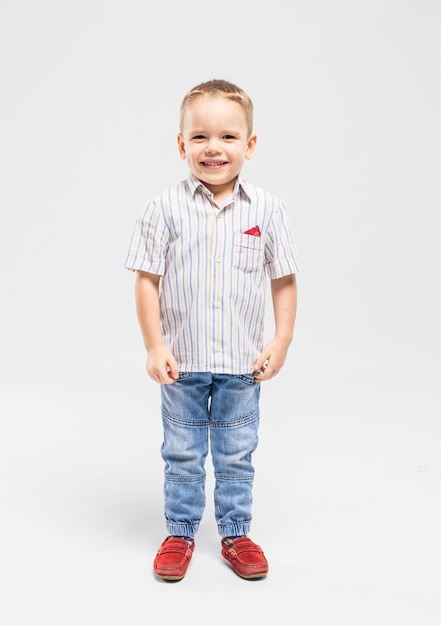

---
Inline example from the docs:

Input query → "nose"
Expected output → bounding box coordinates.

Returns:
[205,138,221,153]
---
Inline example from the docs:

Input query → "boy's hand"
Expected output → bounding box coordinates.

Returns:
[253,338,289,381]
[146,347,179,384]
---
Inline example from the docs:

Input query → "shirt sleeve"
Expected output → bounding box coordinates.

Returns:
[125,199,169,275]
[264,200,300,279]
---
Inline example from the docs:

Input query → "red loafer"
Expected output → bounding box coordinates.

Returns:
[221,536,268,579]
[153,536,195,581]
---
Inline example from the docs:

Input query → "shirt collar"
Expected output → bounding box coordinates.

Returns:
[185,173,251,201]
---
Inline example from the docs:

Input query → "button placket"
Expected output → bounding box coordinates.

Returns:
[212,209,225,360]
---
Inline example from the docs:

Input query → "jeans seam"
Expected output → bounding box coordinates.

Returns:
[209,411,259,428]
[162,410,208,428]
[165,474,205,483]
[215,473,254,481]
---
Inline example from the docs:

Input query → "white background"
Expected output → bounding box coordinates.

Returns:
[1,1,440,624]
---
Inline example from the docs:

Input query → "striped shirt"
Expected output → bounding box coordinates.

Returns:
[125,174,300,374]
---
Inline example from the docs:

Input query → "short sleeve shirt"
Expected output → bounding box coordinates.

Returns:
[125,174,300,374]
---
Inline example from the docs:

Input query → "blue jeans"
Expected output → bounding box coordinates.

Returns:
[160,372,260,537]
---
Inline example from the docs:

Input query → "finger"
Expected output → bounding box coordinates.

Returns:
[253,356,269,371]
[157,373,176,384]
[254,365,279,381]
[253,368,270,380]
[148,366,175,384]
[167,363,179,381]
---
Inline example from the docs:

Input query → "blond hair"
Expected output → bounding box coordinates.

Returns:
[180,79,254,137]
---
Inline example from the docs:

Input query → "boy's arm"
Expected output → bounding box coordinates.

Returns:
[135,270,179,384]
[253,274,297,381]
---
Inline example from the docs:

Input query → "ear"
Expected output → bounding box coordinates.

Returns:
[177,134,186,160]
[246,134,257,160]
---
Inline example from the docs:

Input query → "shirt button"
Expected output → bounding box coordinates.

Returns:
[217,213,223,218]
[214,301,221,309]
[215,345,221,352]
[216,257,222,263]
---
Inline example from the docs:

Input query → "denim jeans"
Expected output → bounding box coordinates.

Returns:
[160,372,261,537]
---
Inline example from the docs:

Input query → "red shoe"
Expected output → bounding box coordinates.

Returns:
[221,536,268,579]
[153,536,195,581]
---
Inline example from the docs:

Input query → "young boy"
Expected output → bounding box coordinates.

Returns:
[125,79,299,581]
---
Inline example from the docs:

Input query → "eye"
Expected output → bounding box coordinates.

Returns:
[223,134,236,140]
[192,134,206,140]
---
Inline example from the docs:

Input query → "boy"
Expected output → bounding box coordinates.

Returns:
[125,79,299,581]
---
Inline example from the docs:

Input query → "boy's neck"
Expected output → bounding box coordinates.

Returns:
[212,189,234,207]
[200,178,237,206]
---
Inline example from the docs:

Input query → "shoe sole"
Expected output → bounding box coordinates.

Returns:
[238,572,267,579]
[154,573,186,581]
[223,559,268,580]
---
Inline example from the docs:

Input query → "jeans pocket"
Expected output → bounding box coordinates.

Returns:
[233,373,255,385]
[177,372,192,380]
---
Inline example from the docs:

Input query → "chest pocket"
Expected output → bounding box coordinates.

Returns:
[233,233,264,272]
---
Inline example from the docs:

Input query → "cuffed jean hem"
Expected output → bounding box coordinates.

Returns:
[218,521,252,537]
[166,522,200,536]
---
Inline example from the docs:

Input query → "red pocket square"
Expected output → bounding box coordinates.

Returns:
[243,225,261,237]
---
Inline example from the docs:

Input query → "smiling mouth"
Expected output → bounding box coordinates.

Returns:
[201,160,228,168]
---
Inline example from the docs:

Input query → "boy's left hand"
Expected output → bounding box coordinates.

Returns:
[252,338,289,381]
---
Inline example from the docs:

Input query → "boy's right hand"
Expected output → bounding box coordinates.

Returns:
[146,347,179,384]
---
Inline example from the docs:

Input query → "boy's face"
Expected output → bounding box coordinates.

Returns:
[178,95,256,197]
